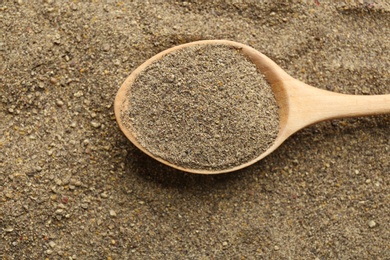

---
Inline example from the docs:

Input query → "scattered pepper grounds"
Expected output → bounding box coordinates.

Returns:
[1,1,389,259]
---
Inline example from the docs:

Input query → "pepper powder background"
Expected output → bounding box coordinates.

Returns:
[1,1,389,259]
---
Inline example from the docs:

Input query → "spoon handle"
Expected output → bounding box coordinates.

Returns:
[284,79,390,135]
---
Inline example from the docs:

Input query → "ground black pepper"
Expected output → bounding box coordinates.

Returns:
[123,44,279,170]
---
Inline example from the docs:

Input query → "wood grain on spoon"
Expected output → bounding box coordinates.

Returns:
[115,40,390,174]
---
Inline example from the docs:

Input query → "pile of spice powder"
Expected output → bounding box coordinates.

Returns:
[123,44,279,170]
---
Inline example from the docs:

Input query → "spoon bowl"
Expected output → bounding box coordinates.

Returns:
[115,40,390,174]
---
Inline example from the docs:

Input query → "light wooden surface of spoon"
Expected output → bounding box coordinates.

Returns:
[115,40,390,174]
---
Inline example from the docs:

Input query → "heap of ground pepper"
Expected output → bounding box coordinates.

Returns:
[123,44,279,170]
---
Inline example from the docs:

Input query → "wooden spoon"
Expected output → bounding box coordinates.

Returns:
[114,40,390,174]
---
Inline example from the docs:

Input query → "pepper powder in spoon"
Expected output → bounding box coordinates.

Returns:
[121,44,279,170]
